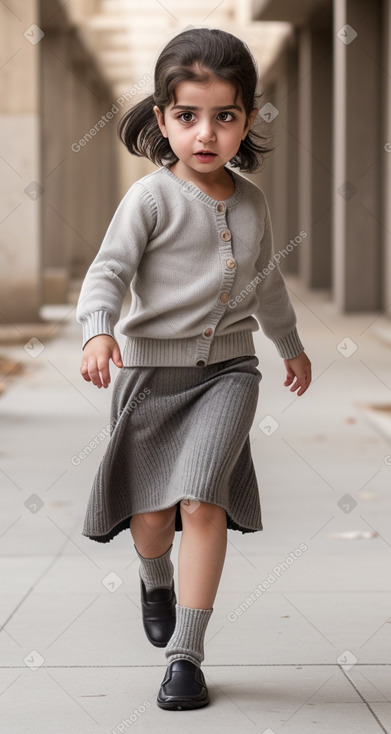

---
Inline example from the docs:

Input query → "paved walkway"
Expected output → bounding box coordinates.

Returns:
[0,276,390,733]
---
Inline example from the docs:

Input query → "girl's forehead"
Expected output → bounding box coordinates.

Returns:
[169,78,242,106]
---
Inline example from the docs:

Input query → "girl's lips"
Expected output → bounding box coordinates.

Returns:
[194,152,217,162]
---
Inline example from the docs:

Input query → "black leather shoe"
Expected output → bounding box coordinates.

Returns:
[140,574,176,647]
[157,659,209,710]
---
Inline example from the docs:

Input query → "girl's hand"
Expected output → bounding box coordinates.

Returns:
[80,334,123,388]
[283,351,312,396]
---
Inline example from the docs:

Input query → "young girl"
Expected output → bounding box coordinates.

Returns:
[76,27,311,711]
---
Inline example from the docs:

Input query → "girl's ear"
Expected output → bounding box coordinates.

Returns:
[153,105,168,138]
[242,108,259,139]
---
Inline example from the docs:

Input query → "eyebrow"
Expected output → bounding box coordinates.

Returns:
[170,104,242,112]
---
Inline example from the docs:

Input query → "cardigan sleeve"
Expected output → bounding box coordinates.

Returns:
[76,183,157,349]
[253,193,305,360]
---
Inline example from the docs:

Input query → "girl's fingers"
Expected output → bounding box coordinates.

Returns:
[96,357,110,388]
[80,360,91,382]
[84,356,106,388]
[112,345,123,368]
[88,359,103,388]
[80,350,120,388]
[284,356,312,396]
[284,367,295,386]
[291,372,311,395]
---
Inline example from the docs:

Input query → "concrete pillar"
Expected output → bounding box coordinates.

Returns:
[40,21,118,298]
[383,0,391,314]
[96,98,119,259]
[69,57,98,278]
[67,35,118,280]
[243,39,300,277]
[270,40,301,276]
[250,81,275,241]
[297,24,332,289]
[41,29,73,303]
[251,53,300,278]
[332,0,382,311]
[0,0,42,323]
[284,40,300,275]
[270,70,289,260]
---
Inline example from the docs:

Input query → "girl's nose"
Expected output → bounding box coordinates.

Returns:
[196,119,216,143]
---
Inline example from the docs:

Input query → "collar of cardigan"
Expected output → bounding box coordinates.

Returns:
[161,164,244,209]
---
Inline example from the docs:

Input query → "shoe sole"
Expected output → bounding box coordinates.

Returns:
[156,695,209,710]
[144,631,169,648]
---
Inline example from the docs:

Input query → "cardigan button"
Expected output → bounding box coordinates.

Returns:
[216,201,226,213]
[220,292,230,303]
[220,229,231,241]
[203,327,213,337]
[226,258,236,269]
[196,359,206,367]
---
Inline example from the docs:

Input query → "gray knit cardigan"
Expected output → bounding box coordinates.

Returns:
[76,165,304,367]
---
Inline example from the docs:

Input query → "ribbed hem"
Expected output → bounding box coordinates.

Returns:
[80,310,114,349]
[165,605,213,667]
[79,317,304,363]
[272,326,305,359]
[121,330,256,367]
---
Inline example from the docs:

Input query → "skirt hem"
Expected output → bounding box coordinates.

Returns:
[82,499,263,544]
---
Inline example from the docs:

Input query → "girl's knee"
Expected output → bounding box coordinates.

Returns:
[180,499,226,524]
[135,506,176,532]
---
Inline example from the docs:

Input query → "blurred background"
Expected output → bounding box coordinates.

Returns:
[0,0,390,328]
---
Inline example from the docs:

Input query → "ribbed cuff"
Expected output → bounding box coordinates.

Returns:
[272,326,305,359]
[165,605,213,667]
[134,543,174,589]
[80,310,115,349]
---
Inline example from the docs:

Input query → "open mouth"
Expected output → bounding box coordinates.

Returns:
[194,151,217,161]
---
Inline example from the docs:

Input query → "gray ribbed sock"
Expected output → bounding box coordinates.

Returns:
[165,604,213,667]
[134,543,174,590]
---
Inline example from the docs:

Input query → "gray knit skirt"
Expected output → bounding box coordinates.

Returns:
[82,354,263,543]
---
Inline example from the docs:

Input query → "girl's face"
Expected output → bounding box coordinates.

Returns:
[153,76,258,180]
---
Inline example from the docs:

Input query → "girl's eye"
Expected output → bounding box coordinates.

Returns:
[178,112,195,122]
[217,111,235,122]
[176,111,236,123]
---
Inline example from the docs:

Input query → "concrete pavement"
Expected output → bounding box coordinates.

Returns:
[0,276,390,733]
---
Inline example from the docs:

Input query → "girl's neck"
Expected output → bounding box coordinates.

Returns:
[168,162,235,200]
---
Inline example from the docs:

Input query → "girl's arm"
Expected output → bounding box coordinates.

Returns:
[253,192,304,361]
[253,192,312,394]
[76,182,157,349]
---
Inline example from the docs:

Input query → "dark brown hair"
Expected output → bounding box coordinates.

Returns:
[117,27,274,172]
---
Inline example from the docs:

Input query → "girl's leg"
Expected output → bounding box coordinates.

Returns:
[130,506,176,558]
[163,501,227,668]
[130,507,177,595]
[178,501,227,608]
